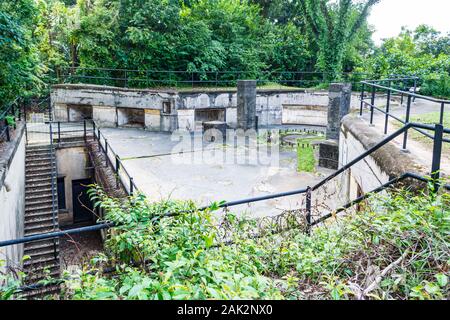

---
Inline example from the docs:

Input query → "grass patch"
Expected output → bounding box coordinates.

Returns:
[297,139,316,172]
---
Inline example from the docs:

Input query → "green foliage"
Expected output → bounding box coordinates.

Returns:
[50,185,450,300]
[364,25,450,98]
[0,0,45,103]
[5,115,15,126]
[297,145,315,173]
[299,0,379,80]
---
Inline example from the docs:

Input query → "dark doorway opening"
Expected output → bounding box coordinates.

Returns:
[195,108,225,130]
[68,105,93,121]
[117,108,145,128]
[72,178,95,224]
[57,177,66,210]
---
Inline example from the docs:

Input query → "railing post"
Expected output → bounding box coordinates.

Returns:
[402,95,412,151]
[48,96,52,122]
[105,139,108,167]
[306,186,312,235]
[413,77,417,102]
[115,155,120,189]
[98,128,101,151]
[431,124,444,192]
[93,122,96,140]
[440,102,445,125]
[83,120,87,141]
[384,88,391,135]
[359,83,365,116]
[57,121,61,143]
[130,177,134,196]
[370,86,376,125]
[5,121,10,142]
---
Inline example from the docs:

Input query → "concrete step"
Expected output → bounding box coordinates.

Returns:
[26,165,55,173]
[26,152,52,160]
[23,262,59,276]
[24,247,59,260]
[25,204,53,215]
[24,254,58,267]
[21,285,61,300]
[27,145,51,152]
[26,172,53,180]
[25,160,56,170]
[26,187,55,195]
[26,181,53,190]
[25,192,53,202]
[25,198,53,208]
[26,269,60,284]
[26,176,52,184]
[25,214,56,224]
[25,225,57,236]
[25,219,57,231]
[24,239,59,252]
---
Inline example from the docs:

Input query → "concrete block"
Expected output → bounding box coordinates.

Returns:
[319,140,339,170]
[237,80,257,130]
[54,103,68,122]
[177,109,195,131]
[93,105,117,127]
[145,109,161,131]
[326,83,352,141]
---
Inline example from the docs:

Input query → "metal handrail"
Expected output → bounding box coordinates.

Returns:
[361,80,450,104]
[49,122,58,260]
[1,121,448,248]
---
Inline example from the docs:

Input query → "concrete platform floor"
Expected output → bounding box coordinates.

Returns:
[101,127,335,217]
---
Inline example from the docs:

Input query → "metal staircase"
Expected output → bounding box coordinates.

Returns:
[22,144,60,299]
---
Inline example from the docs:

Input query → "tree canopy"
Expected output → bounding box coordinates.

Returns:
[1,0,450,102]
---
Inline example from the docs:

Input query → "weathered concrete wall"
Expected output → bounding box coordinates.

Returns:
[282,105,327,126]
[56,145,91,226]
[237,80,257,130]
[339,114,428,203]
[0,126,26,271]
[51,84,383,132]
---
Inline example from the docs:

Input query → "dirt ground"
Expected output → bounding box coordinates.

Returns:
[59,230,104,270]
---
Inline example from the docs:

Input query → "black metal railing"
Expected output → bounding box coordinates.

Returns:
[0,99,23,142]
[45,119,138,196]
[48,122,58,260]
[58,67,376,91]
[2,76,449,292]
[91,121,139,196]
[1,120,449,251]
[360,77,450,150]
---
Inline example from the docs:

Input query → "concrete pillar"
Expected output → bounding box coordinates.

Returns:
[320,83,352,170]
[237,80,257,130]
[326,83,352,141]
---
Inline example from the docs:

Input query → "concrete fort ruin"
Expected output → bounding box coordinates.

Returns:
[50,82,367,132]
[2,75,444,299]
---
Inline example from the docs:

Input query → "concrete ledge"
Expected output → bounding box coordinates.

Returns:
[341,114,428,182]
[0,123,25,188]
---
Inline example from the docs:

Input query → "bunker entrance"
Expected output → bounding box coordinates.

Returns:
[68,104,93,122]
[195,108,225,129]
[117,108,145,128]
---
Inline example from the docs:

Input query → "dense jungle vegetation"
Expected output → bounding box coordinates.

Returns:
[1,185,449,300]
[1,0,450,105]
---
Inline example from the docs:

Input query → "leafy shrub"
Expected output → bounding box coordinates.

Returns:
[2,185,448,300]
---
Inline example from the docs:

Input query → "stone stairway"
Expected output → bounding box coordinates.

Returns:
[22,144,60,299]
